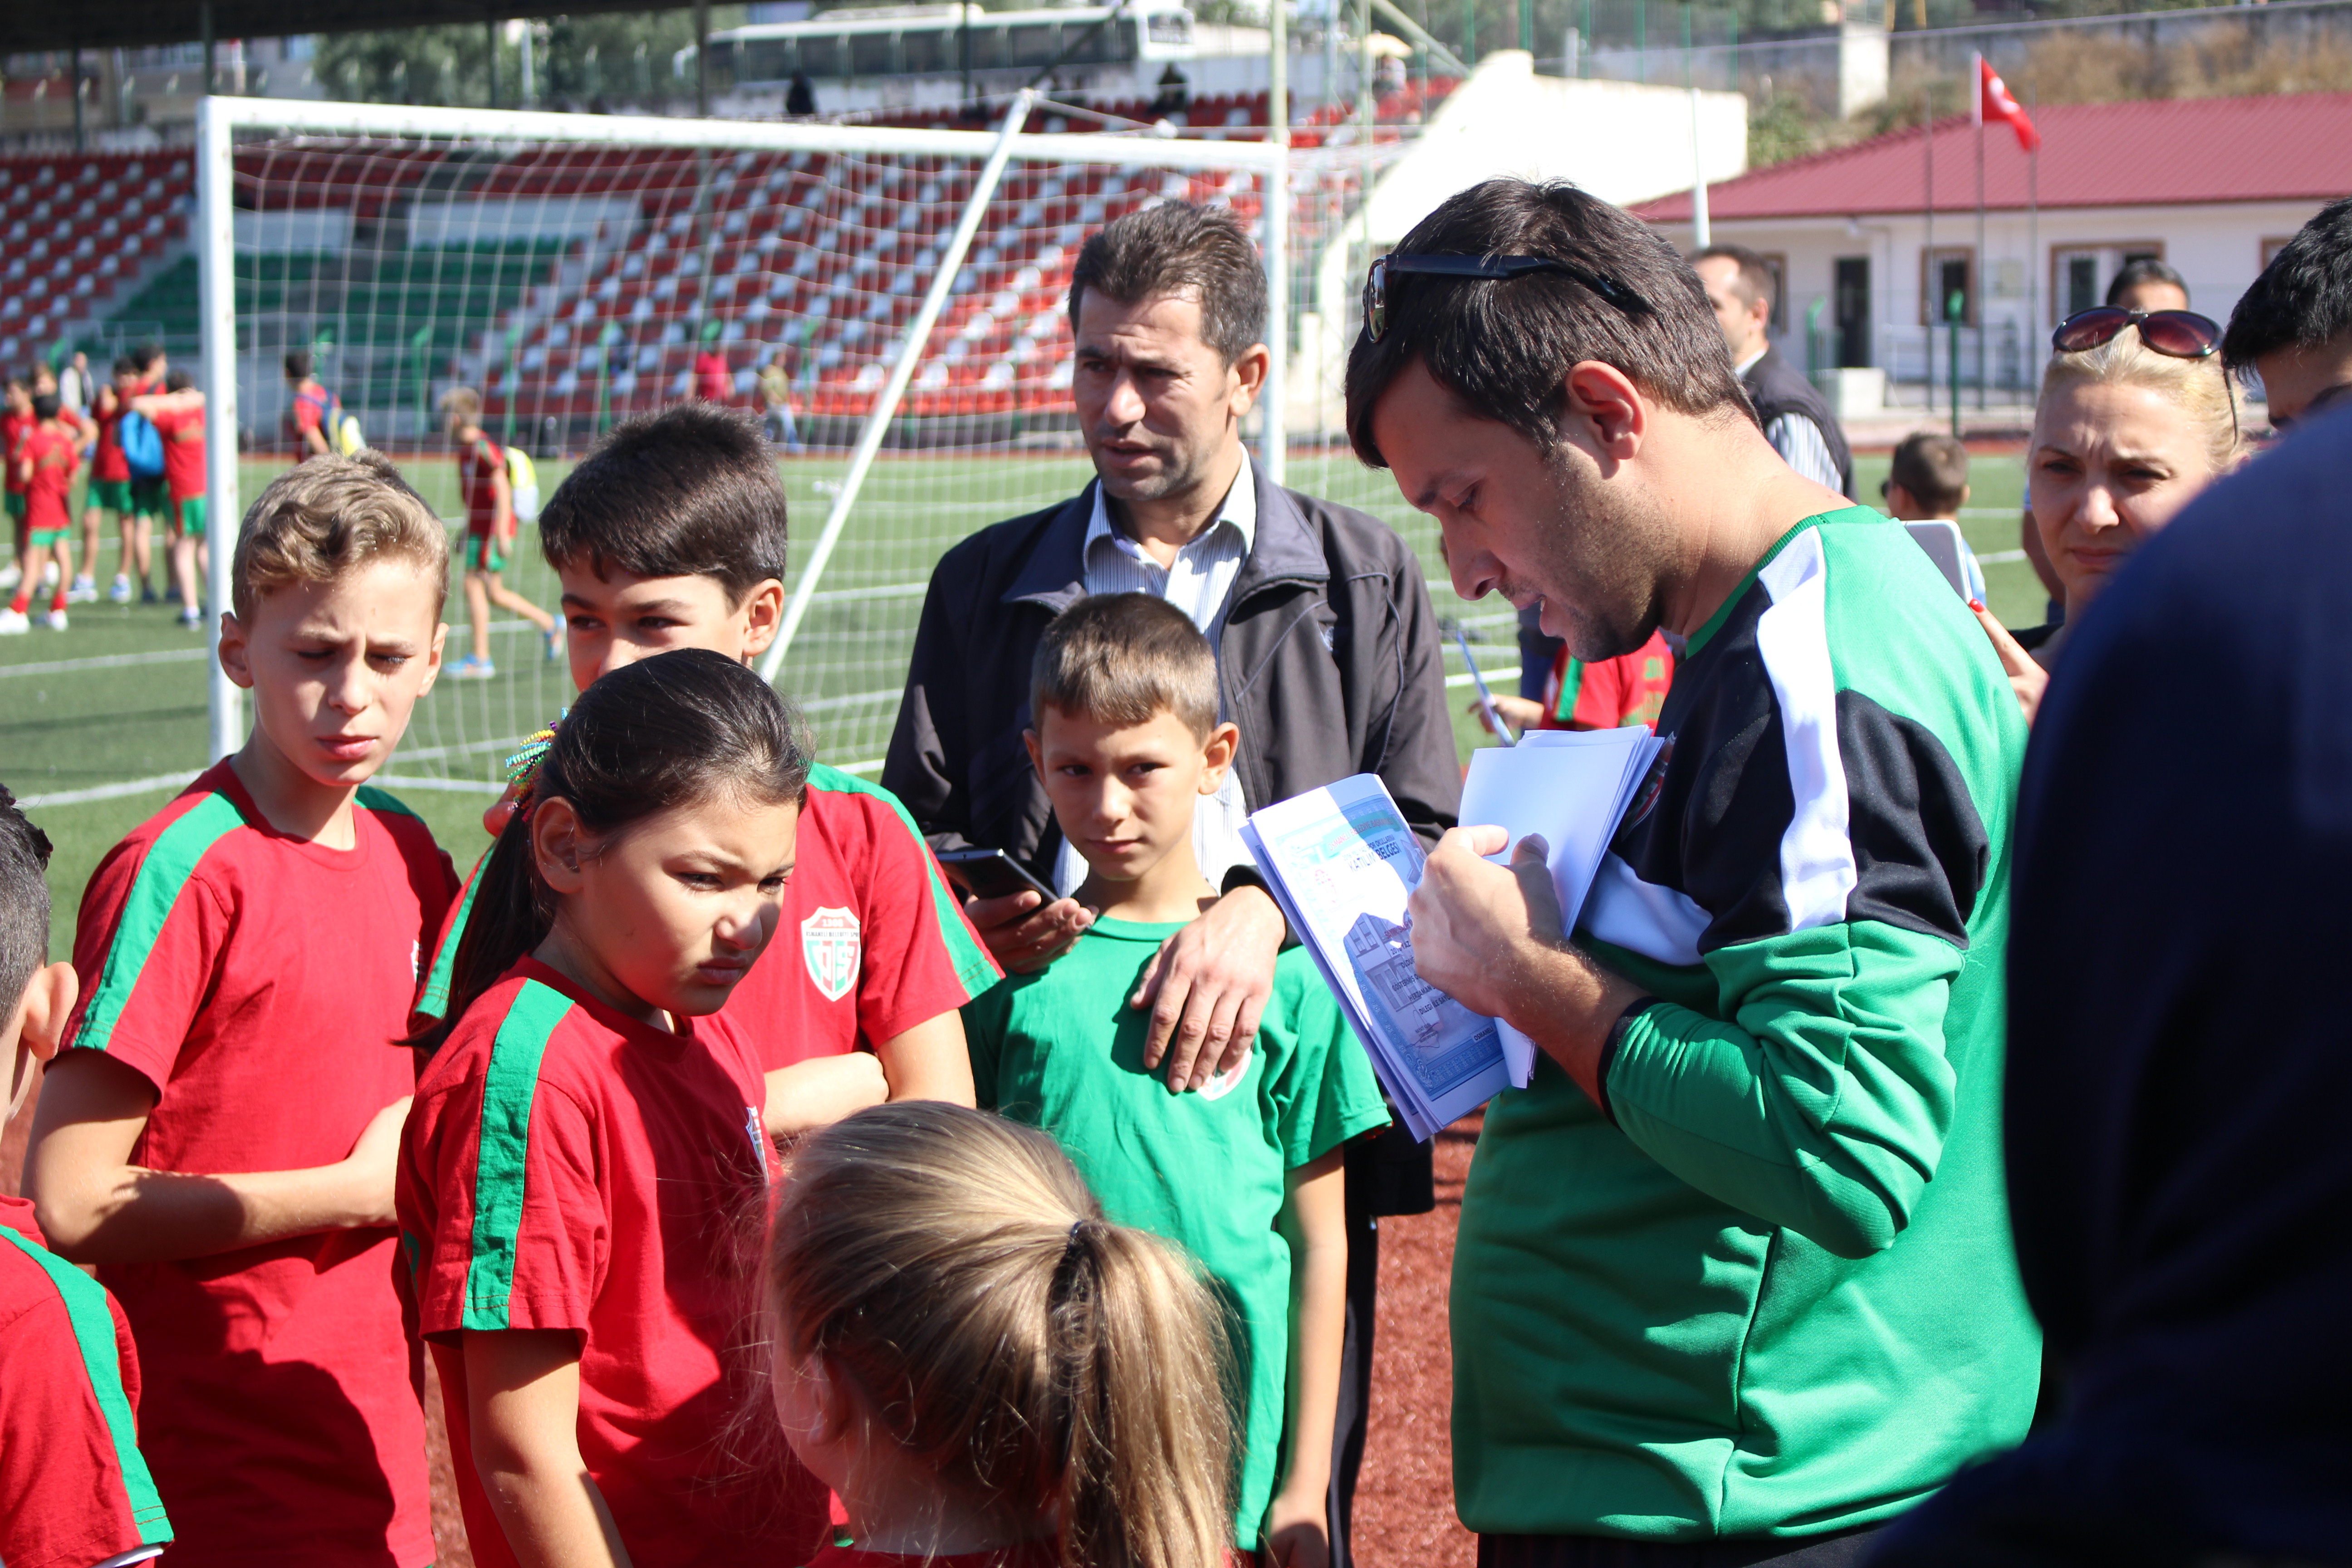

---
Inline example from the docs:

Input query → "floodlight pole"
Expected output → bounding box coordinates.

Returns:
[757,91,1039,686]
[198,93,244,761]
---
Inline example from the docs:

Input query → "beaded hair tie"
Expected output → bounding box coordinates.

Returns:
[503,713,565,810]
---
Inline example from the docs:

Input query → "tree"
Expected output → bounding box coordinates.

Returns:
[314,8,746,111]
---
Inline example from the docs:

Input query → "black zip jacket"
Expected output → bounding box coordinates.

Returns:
[882,463,1460,882]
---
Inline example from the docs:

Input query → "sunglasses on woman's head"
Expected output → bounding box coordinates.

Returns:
[2052,307,2224,360]
[1362,253,1653,343]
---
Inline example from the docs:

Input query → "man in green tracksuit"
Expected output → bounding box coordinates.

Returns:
[1345,181,2039,1563]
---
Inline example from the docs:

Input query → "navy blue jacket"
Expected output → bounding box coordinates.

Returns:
[1873,408,2352,1564]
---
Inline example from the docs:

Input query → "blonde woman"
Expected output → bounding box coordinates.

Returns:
[1976,307,2242,722]
[768,1102,1235,1568]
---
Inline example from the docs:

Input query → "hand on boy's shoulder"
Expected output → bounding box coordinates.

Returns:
[1127,884,1289,1094]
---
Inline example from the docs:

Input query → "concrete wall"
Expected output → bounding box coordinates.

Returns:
[1647,196,2325,407]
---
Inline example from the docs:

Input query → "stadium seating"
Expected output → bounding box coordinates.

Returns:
[0,150,195,366]
[5,104,1311,435]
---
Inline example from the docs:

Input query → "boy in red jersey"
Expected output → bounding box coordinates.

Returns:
[2,375,31,594]
[286,348,335,461]
[85,359,154,605]
[414,403,992,1129]
[0,783,178,1568]
[2,395,82,634]
[439,386,556,680]
[25,455,456,1568]
[129,371,208,631]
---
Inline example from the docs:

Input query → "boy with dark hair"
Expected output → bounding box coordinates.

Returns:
[129,370,206,629]
[2222,195,2352,430]
[0,782,177,1568]
[438,386,556,679]
[2,393,82,634]
[964,590,1387,1568]
[416,400,992,1128]
[1883,430,1970,520]
[26,453,458,1568]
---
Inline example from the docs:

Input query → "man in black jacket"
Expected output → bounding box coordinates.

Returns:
[883,201,1458,1568]
[1693,244,1854,499]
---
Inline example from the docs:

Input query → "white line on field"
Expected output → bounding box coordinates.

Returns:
[1976,549,2028,564]
[0,648,210,679]
[377,773,507,795]
[17,772,200,808]
[1444,667,1520,689]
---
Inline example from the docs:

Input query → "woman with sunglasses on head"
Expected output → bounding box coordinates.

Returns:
[1975,306,2241,723]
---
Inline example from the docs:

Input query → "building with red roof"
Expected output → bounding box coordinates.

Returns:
[1633,92,2352,411]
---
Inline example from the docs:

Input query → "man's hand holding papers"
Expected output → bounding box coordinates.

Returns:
[1408,825,1649,1107]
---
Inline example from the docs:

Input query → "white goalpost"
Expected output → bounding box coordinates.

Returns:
[193,93,1289,782]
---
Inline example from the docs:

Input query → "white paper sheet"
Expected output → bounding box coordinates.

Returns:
[1459,726,1667,1086]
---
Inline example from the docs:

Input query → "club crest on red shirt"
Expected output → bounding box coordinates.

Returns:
[800,906,862,1002]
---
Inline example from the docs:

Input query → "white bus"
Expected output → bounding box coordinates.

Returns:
[706,3,1196,89]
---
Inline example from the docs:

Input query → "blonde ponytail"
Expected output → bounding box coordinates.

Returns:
[769,1103,1234,1568]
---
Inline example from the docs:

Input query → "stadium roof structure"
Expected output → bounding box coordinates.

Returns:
[1633,92,2352,223]
[1,0,670,59]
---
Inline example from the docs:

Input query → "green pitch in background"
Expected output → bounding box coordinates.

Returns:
[3,449,2036,961]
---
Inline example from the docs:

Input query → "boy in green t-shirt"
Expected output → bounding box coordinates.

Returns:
[963,592,1387,1568]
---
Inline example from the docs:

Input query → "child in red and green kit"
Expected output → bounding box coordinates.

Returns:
[438,384,556,680]
[400,649,833,1568]
[2,394,82,633]
[27,455,457,1568]
[2,375,31,590]
[413,403,994,1134]
[129,369,208,630]
[0,783,176,1568]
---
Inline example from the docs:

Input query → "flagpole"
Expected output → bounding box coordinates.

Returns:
[1974,51,1986,414]
[1924,88,1934,416]
[2028,83,2040,399]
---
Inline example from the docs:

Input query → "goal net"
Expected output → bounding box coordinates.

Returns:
[196,96,1300,792]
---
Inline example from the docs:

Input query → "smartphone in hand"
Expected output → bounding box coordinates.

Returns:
[936,847,1057,905]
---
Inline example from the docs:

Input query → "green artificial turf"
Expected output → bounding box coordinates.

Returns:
[3,446,2034,960]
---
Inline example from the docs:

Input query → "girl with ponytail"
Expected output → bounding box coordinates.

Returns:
[398,648,838,1568]
[768,1101,1235,1568]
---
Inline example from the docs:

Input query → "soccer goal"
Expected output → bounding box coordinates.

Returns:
[193,93,1291,787]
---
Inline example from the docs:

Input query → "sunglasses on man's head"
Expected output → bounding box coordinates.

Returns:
[1362,253,1653,343]
[2052,307,2223,360]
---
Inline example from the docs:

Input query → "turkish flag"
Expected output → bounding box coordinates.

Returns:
[1977,56,2041,152]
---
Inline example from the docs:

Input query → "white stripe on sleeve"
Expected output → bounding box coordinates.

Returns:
[1755,527,1859,932]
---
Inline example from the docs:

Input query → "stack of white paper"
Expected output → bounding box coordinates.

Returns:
[1241,774,1512,1141]
[1459,725,1667,1087]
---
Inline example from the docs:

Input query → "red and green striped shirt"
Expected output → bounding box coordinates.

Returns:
[415,763,998,1070]
[61,761,455,1568]
[0,1196,172,1568]
[398,956,832,1568]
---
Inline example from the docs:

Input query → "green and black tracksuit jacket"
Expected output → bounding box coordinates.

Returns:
[1453,506,2041,1541]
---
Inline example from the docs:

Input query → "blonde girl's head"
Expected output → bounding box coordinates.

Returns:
[768,1102,1233,1568]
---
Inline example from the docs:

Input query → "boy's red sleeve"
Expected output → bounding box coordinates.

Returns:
[0,1239,174,1568]
[850,797,1001,1046]
[62,832,233,1098]
[406,1070,606,1340]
